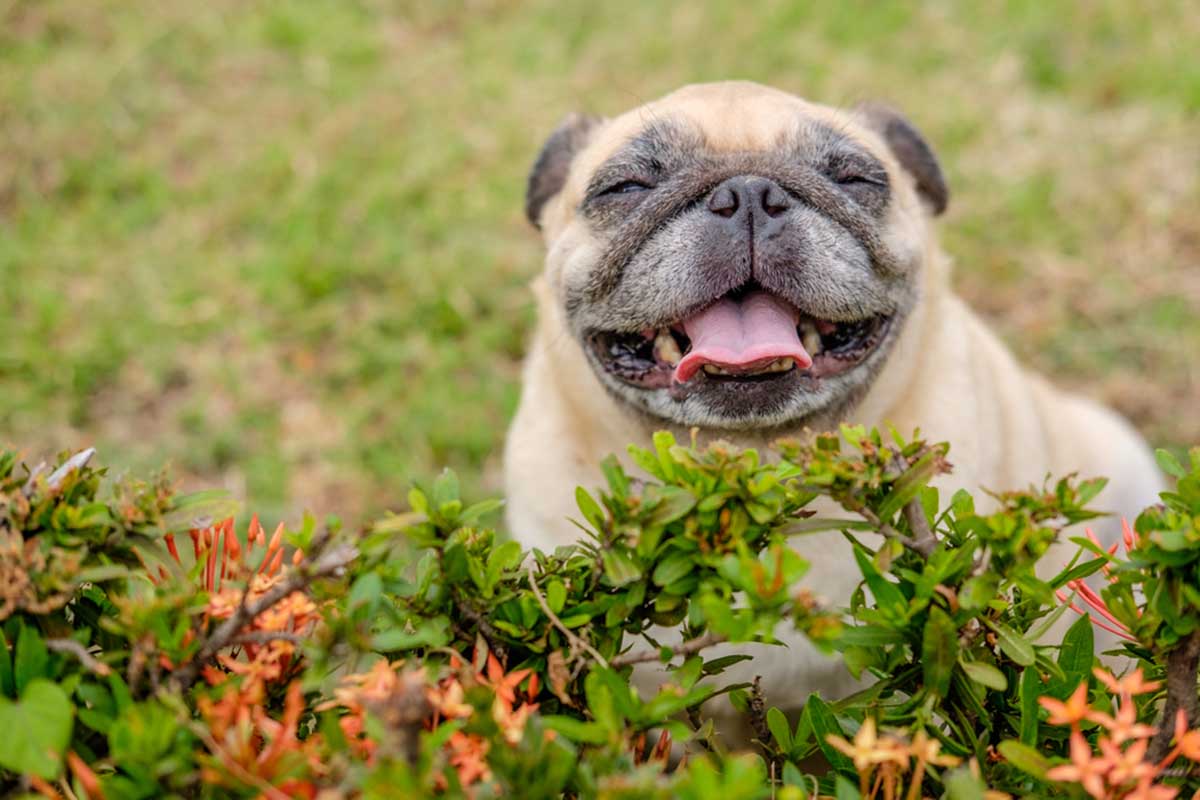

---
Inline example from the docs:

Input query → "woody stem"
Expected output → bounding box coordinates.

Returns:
[1148,630,1200,762]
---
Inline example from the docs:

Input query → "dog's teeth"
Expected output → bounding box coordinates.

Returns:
[702,364,729,376]
[799,322,822,356]
[654,329,682,365]
[773,358,794,373]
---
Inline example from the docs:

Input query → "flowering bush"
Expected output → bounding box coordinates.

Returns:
[1,434,1198,798]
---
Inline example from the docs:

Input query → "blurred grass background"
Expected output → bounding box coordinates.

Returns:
[1,1,1197,526]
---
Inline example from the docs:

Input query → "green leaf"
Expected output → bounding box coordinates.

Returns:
[0,679,74,779]
[646,487,697,526]
[0,628,12,697]
[852,546,907,620]
[922,606,957,697]
[997,739,1051,779]
[459,498,504,525]
[834,775,861,800]
[370,620,449,652]
[15,624,50,695]
[802,694,854,775]
[600,455,629,497]
[1050,614,1094,698]
[877,450,942,521]
[653,431,678,480]
[766,706,791,751]
[943,766,986,800]
[652,552,694,587]
[431,468,460,512]
[601,550,641,587]
[835,625,907,647]
[488,540,523,575]
[1156,448,1187,479]
[541,714,609,744]
[546,581,567,615]
[701,654,753,676]
[960,660,1008,691]
[575,487,605,530]
[1019,667,1040,745]
[407,487,429,515]
[989,620,1036,667]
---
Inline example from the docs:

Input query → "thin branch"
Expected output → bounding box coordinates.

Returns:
[46,638,112,676]
[231,630,307,647]
[610,630,726,668]
[1149,630,1200,762]
[526,563,609,669]
[851,501,932,557]
[454,595,508,662]
[748,675,777,770]
[168,531,356,689]
[902,498,938,558]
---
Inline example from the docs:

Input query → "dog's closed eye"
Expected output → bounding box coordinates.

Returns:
[834,172,887,187]
[599,179,653,196]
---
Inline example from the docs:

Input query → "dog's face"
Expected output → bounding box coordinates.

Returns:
[526,82,949,432]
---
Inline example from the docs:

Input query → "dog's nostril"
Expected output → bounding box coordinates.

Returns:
[708,185,739,218]
[761,184,791,217]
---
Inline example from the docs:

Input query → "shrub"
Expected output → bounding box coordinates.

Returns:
[1,432,1198,798]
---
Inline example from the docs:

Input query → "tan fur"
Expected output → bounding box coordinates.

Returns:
[504,82,1163,716]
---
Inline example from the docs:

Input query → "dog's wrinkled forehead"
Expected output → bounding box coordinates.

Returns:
[568,83,890,195]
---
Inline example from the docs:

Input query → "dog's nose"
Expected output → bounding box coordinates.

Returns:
[706,175,793,222]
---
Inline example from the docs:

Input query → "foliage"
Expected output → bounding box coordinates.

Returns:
[1,430,1198,798]
[3,2,1198,523]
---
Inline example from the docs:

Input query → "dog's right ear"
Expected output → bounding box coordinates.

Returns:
[526,113,603,230]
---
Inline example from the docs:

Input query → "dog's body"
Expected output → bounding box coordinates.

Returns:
[504,82,1162,705]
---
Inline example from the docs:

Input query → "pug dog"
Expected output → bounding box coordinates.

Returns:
[503,82,1163,709]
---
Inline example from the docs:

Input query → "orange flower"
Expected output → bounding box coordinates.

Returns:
[1171,709,1200,762]
[446,731,492,786]
[427,677,473,721]
[1040,683,1093,727]
[910,728,961,768]
[198,681,324,797]
[1102,700,1158,746]
[1125,777,1180,800]
[1094,667,1162,698]
[825,718,910,772]
[321,658,408,714]
[1045,730,1110,799]
[1097,736,1155,785]
[479,652,532,707]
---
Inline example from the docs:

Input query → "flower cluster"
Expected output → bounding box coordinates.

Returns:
[825,718,984,800]
[1040,668,1199,799]
[1056,522,1140,643]
[324,650,542,792]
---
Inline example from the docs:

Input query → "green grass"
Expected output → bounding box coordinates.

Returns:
[2,0,1198,525]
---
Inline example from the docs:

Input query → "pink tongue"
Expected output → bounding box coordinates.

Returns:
[674,292,813,383]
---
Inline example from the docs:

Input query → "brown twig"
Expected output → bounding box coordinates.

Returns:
[902,498,938,558]
[849,501,932,557]
[168,531,355,690]
[46,638,112,676]
[231,630,308,647]
[748,675,776,770]
[454,594,508,662]
[526,563,609,669]
[1149,630,1200,761]
[609,630,726,668]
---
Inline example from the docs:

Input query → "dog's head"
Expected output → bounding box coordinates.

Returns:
[525,82,948,432]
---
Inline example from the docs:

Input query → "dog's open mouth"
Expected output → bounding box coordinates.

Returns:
[589,289,892,390]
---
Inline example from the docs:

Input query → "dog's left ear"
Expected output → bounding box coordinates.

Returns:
[526,113,604,230]
[856,103,949,216]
